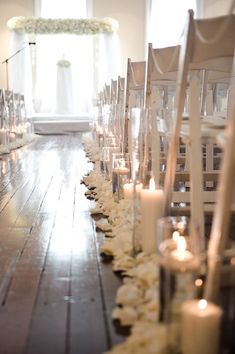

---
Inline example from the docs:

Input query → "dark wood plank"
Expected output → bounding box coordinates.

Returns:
[0,214,55,354]
[25,184,70,354]
[26,140,84,354]
[95,228,126,348]
[0,134,125,354]
[69,213,108,354]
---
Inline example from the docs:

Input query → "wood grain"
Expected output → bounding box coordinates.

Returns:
[0,134,125,354]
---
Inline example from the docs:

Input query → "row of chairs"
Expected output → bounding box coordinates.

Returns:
[0,88,31,145]
[97,10,235,303]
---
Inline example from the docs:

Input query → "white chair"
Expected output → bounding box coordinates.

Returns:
[163,11,235,250]
[204,62,235,302]
[0,90,6,129]
[143,44,179,184]
[4,90,15,140]
[123,59,146,154]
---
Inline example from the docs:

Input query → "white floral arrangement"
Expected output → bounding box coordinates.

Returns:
[7,16,119,35]
[57,59,71,68]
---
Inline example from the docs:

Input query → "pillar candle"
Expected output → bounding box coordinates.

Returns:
[109,147,120,179]
[112,167,130,200]
[181,299,223,354]
[140,178,164,254]
[160,235,200,272]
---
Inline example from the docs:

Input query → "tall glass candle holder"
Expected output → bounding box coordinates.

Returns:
[9,129,16,143]
[96,125,104,148]
[0,127,7,145]
[112,153,131,201]
[140,178,164,254]
[100,142,120,180]
[128,106,142,254]
[180,247,235,354]
[156,216,204,352]
[203,250,235,354]
[100,147,111,179]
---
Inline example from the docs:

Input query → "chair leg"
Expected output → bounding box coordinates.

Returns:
[205,84,235,302]
[188,72,205,252]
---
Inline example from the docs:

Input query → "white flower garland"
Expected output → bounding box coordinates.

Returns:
[57,59,71,68]
[7,16,119,35]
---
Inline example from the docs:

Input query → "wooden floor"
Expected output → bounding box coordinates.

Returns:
[0,134,124,354]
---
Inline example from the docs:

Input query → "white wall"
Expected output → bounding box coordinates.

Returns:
[0,0,34,88]
[93,0,146,76]
[202,0,233,17]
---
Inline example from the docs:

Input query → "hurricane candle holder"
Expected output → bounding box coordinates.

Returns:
[179,248,235,354]
[16,124,23,139]
[100,147,111,179]
[9,130,16,143]
[156,217,205,352]
[112,153,130,201]
[25,121,32,134]
[100,142,120,180]
[95,125,104,148]
[0,127,7,145]
[157,216,201,273]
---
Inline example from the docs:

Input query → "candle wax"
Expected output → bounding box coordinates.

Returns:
[181,299,223,354]
[140,181,164,254]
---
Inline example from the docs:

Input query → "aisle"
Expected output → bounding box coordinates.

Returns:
[0,134,124,354]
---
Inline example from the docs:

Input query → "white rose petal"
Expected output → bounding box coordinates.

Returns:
[116,284,143,306]
[112,306,138,326]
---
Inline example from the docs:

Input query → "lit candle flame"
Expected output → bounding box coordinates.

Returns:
[177,236,187,259]
[198,299,207,310]
[149,178,155,191]
[195,278,203,287]
[172,230,180,242]
[178,236,187,252]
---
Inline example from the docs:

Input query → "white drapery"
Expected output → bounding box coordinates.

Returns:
[96,32,121,93]
[55,63,74,115]
[34,0,93,114]
[34,33,94,114]
[9,32,33,117]
[147,0,197,48]
[34,31,120,114]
